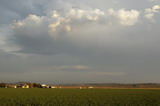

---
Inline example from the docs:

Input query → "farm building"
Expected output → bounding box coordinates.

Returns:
[88,86,94,89]
[22,85,29,88]
[16,84,29,88]
[50,86,57,88]
[42,84,50,88]
[9,85,17,88]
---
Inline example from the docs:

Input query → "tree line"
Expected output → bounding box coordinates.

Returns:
[0,83,42,88]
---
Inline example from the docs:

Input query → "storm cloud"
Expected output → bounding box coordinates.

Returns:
[0,0,160,84]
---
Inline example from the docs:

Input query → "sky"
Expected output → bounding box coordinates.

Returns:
[0,0,160,84]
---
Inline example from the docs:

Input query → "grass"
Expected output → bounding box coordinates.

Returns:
[0,88,160,106]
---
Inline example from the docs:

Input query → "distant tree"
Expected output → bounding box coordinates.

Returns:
[28,83,33,88]
[33,83,42,88]
[0,83,6,88]
[132,84,137,87]
[33,83,38,88]
[37,84,42,88]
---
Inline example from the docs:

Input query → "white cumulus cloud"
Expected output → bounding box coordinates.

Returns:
[145,5,160,20]
[109,9,140,26]
[12,7,141,41]
[10,6,144,55]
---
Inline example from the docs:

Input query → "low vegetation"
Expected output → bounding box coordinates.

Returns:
[0,89,160,106]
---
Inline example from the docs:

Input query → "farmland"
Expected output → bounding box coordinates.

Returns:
[0,89,160,106]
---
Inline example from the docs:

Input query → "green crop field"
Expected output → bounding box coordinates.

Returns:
[0,89,160,106]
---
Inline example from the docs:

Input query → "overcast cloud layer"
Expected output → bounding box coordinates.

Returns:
[0,0,160,84]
